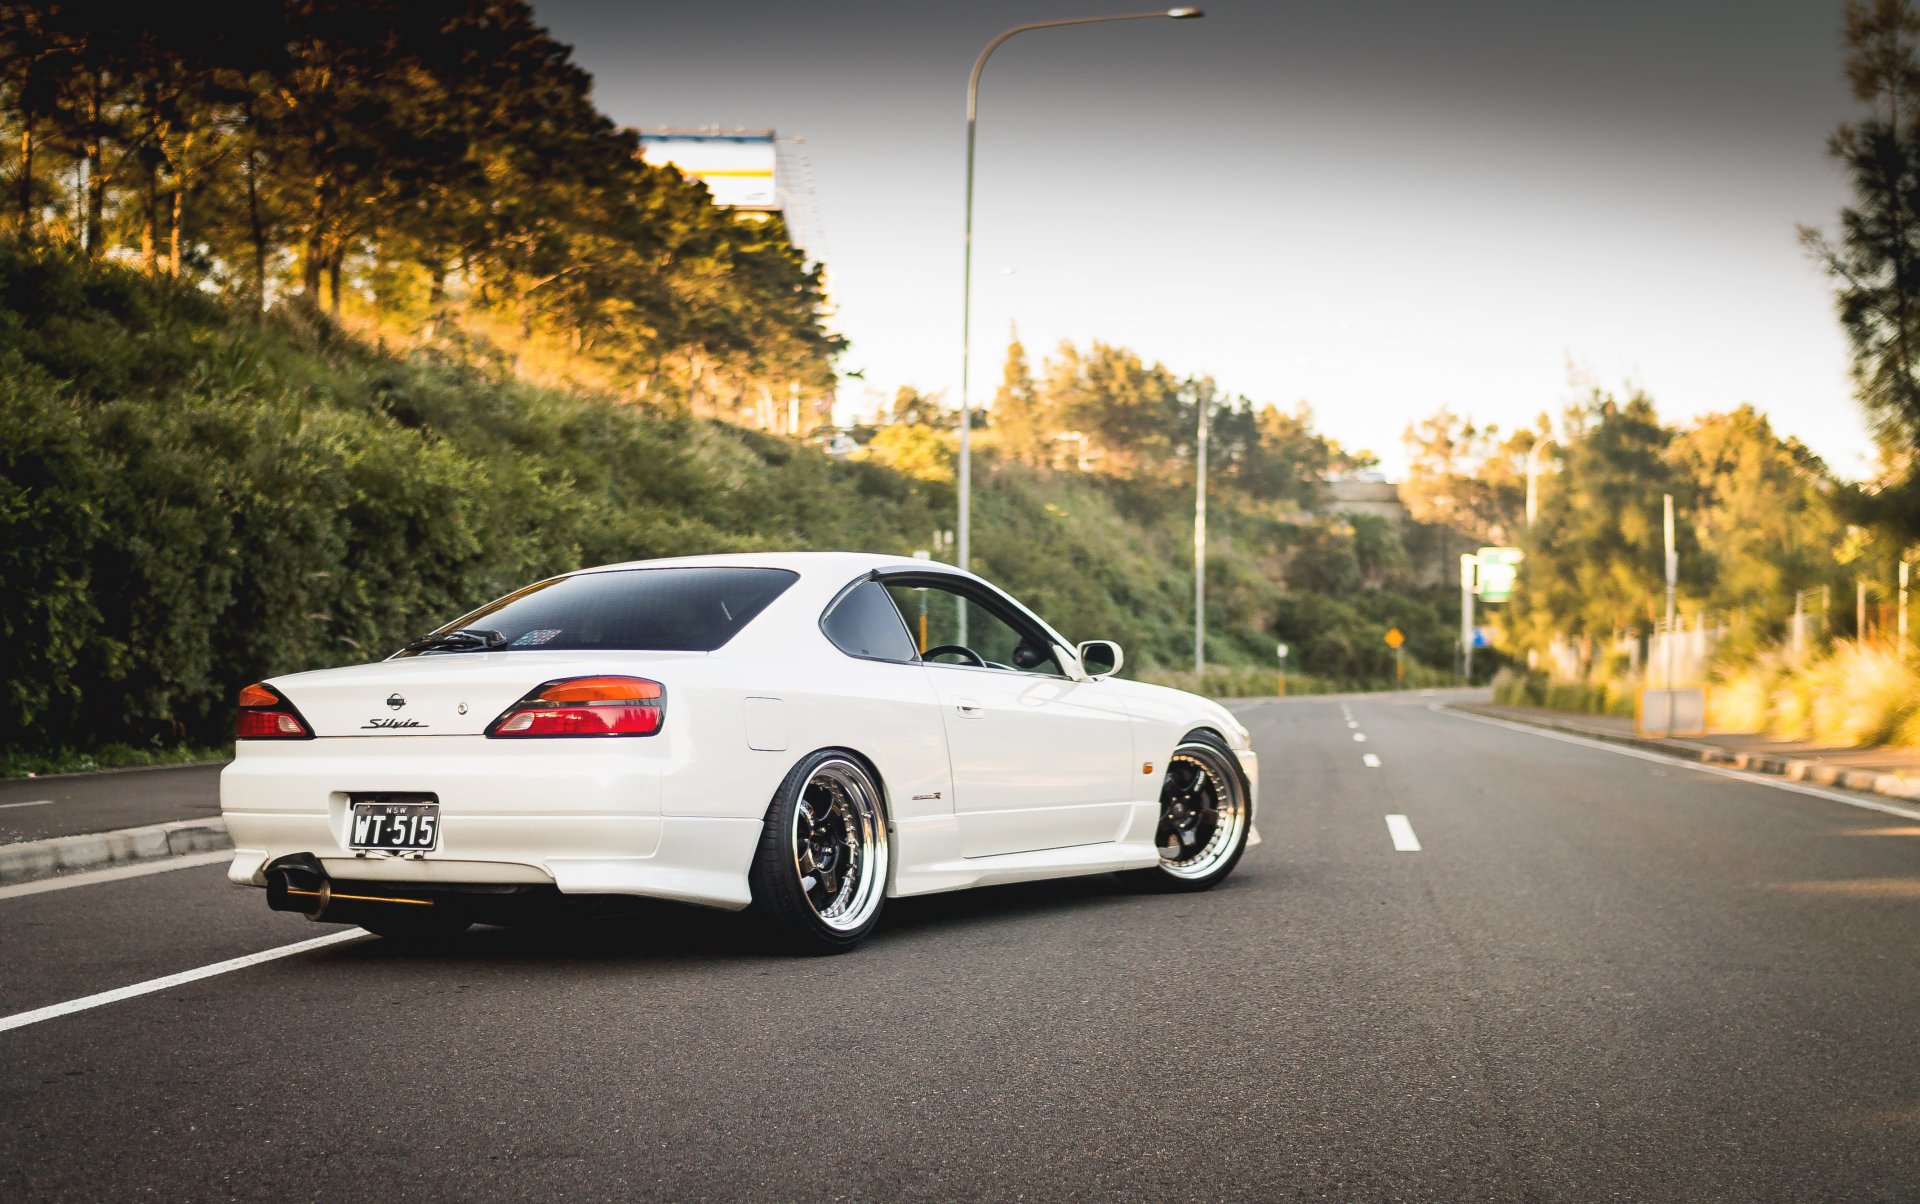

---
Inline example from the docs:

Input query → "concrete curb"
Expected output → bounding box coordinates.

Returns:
[1451,704,1920,802]
[0,819,232,886]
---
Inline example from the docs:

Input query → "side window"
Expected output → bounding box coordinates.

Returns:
[821,580,919,663]
[883,581,1066,677]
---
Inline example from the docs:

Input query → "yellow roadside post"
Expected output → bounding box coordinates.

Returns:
[1385,627,1406,686]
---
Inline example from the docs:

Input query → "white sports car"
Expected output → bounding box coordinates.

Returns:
[221,552,1259,952]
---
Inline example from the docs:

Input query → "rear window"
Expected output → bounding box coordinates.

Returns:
[396,567,798,655]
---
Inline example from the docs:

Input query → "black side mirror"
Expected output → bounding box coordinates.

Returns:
[1012,640,1050,670]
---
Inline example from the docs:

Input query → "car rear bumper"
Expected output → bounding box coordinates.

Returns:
[224,814,762,910]
[221,739,763,910]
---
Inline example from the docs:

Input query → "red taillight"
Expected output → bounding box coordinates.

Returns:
[487,676,665,738]
[236,682,312,740]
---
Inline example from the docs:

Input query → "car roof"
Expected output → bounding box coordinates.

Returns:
[562,551,1075,653]
[569,550,952,579]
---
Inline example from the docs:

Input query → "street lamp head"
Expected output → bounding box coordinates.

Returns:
[1167,7,1205,16]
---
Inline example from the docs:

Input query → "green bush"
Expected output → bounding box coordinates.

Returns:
[1493,668,1633,717]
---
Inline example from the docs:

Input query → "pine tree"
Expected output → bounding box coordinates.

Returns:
[1803,0,1920,521]
[991,331,1047,464]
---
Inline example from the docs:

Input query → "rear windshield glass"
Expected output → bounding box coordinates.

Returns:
[396,568,798,655]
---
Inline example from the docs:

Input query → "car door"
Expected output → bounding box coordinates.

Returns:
[880,574,1133,859]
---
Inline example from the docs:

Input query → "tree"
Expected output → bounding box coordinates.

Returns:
[866,422,953,485]
[1507,392,1691,652]
[0,1,842,401]
[890,385,949,429]
[1043,340,1183,476]
[1226,402,1334,507]
[1400,406,1535,542]
[990,332,1048,464]
[1674,405,1845,628]
[1803,0,1920,523]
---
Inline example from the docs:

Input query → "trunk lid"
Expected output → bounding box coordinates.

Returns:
[267,651,702,737]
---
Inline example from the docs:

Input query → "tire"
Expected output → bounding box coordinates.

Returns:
[748,750,890,954]
[1119,735,1253,893]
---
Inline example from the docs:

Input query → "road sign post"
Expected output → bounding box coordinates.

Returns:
[1459,554,1476,683]
[1384,626,1405,686]
[1276,642,1289,697]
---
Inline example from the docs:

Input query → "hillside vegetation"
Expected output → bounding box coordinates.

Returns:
[0,249,1456,759]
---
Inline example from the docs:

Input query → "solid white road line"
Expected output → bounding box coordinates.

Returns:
[1363,753,1382,768]
[1386,814,1422,851]
[0,929,367,1035]
[0,850,233,900]
[0,799,56,810]
[1440,706,1920,823]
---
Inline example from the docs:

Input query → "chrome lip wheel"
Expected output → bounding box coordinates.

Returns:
[790,759,887,932]
[1156,745,1249,881]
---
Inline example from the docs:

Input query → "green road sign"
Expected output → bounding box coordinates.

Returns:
[1475,546,1523,603]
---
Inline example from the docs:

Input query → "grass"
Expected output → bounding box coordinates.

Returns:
[1711,642,1920,746]
[1491,668,1636,718]
[2,743,230,779]
[1140,661,1455,698]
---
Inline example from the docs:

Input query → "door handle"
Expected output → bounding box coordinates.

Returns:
[953,697,985,718]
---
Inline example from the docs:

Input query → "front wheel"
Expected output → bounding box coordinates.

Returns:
[748,751,890,954]
[1119,737,1252,892]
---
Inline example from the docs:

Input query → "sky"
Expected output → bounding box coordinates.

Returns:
[535,0,1871,479]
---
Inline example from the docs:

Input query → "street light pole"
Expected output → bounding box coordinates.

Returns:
[1194,390,1209,676]
[1524,435,1554,529]
[958,8,1203,575]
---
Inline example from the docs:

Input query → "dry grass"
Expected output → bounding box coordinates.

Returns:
[1711,642,1920,747]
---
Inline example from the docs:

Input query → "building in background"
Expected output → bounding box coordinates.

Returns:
[636,128,834,435]
[636,128,828,261]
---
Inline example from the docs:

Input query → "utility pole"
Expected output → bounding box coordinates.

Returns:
[1792,589,1805,664]
[1194,391,1208,677]
[1663,493,1677,734]
[1902,560,1911,653]
[1524,435,1554,529]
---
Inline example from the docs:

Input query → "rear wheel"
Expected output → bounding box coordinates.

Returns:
[1120,737,1251,892]
[748,751,889,954]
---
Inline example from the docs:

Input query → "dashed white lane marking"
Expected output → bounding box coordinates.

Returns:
[1386,814,1422,851]
[1352,732,1368,742]
[0,799,55,810]
[0,851,233,900]
[1346,721,1359,729]
[0,928,368,1035]
[1438,705,1920,823]
[1363,753,1382,768]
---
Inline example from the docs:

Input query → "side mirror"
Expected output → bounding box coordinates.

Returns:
[1077,639,1124,679]
[1012,639,1050,670]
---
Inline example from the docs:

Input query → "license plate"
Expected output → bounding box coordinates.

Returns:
[347,795,439,852]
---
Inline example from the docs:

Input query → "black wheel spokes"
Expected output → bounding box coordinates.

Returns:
[787,759,888,934]
[1158,753,1230,865]
[798,780,860,915]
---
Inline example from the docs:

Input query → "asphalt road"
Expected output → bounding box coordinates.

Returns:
[3,693,1918,1201]
[0,763,223,843]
